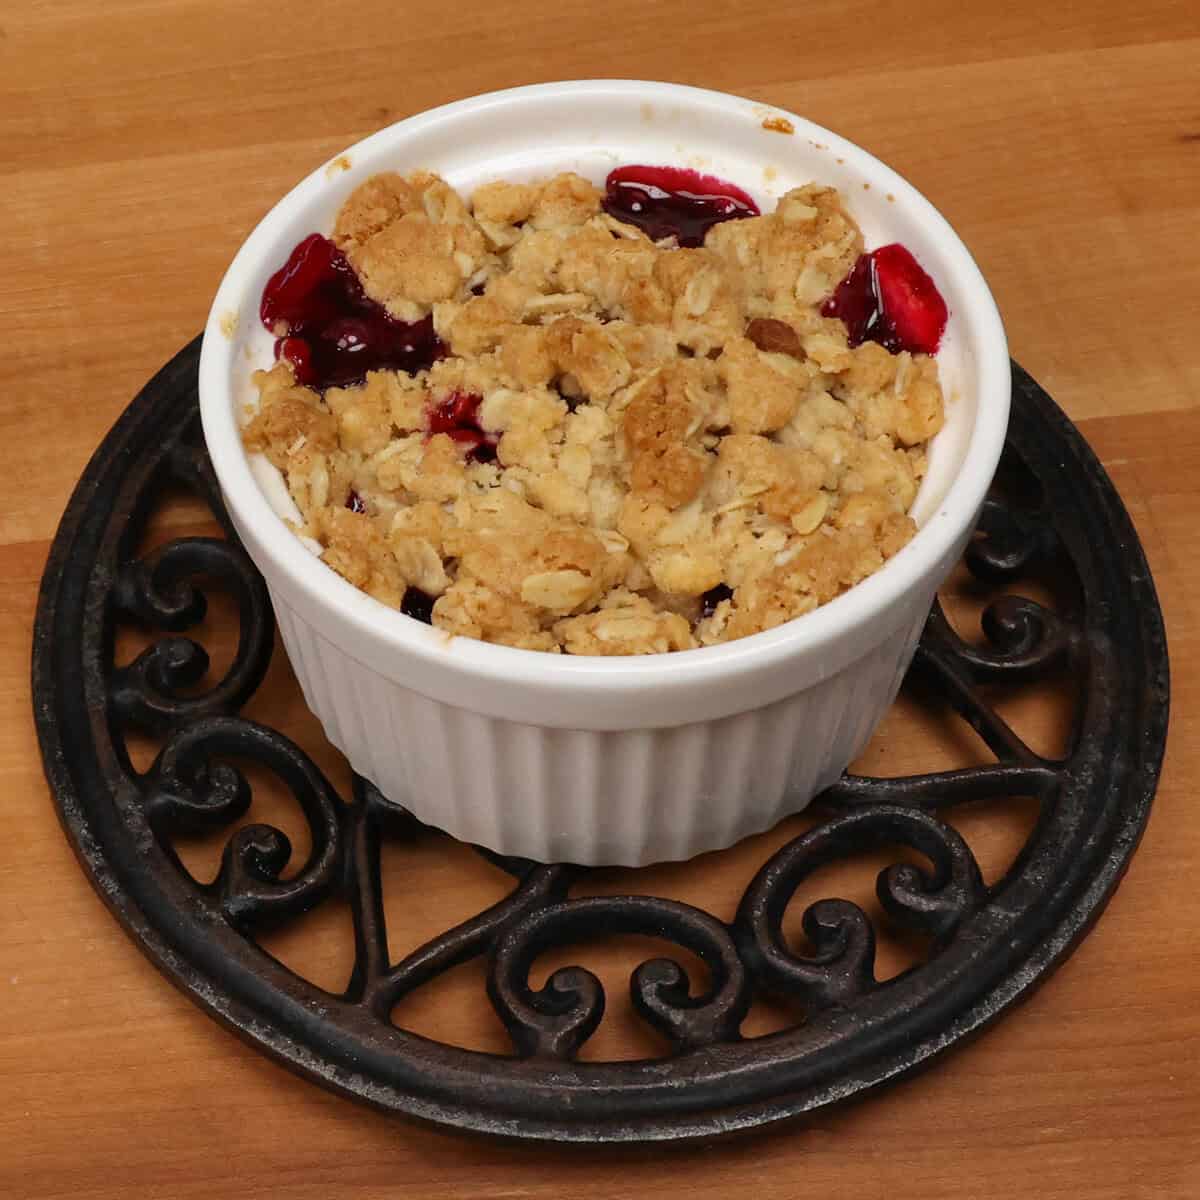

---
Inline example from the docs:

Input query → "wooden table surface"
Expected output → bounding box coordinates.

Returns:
[3,2,1197,1196]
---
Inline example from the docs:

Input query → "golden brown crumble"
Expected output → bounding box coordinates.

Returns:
[243,170,944,654]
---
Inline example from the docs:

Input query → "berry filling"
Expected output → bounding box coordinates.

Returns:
[260,233,445,390]
[345,489,366,514]
[700,583,734,619]
[603,165,759,247]
[427,390,498,464]
[400,587,436,625]
[821,244,947,356]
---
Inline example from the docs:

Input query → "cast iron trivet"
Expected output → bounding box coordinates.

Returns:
[33,339,1168,1142]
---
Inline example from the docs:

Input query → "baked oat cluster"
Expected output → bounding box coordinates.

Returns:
[243,169,945,654]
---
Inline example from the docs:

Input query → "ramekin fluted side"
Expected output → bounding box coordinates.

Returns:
[270,589,930,865]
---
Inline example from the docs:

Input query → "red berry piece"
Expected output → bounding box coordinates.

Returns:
[275,336,315,385]
[429,390,484,435]
[870,243,948,356]
[427,391,500,464]
[821,244,947,356]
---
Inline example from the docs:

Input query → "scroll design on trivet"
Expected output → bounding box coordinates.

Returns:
[98,377,1085,1061]
[966,496,1059,581]
[102,408,339,932]
[108,411,273,735]
[734,808,984,1010]
[487,896,751,1058]
[141,716,343,930]
[110,537,273,734]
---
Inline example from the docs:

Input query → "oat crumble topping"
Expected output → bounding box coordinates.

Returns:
[243,169,944,654]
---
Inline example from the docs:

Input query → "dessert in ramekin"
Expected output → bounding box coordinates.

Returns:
[199,81,1009,865]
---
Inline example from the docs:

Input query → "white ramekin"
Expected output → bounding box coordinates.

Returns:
[199,80,1010,866]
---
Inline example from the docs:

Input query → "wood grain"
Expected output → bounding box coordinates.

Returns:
[2,1,1197,1195]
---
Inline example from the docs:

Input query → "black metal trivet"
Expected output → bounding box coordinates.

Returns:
[33,339,1168,1142]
